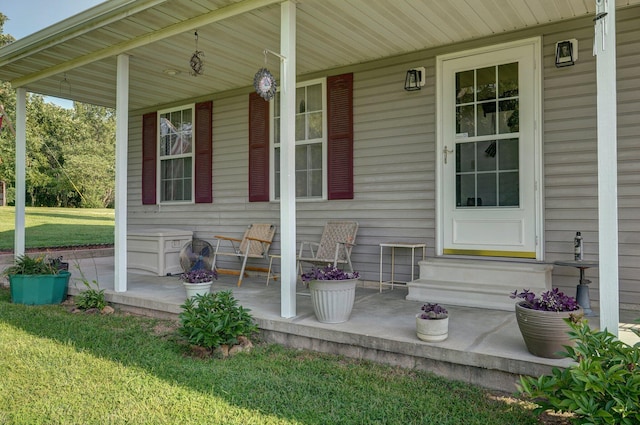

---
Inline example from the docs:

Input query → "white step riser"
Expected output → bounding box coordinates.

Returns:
[406,258,552,311]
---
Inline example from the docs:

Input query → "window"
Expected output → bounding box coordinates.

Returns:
[142,101,212,205]
[455,63,520,208]
[272,79,326,200]
[248,73,353,203]
[159,105,194,202]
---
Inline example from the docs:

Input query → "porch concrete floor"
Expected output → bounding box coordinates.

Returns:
[7,252,640,393]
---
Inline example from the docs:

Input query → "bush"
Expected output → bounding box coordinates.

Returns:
[518,318,640,425]
[73,262,107,311]
[178,290,258,350]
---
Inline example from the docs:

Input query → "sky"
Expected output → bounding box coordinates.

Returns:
[1,0,105,107]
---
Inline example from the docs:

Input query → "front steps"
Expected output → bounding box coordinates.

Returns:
[406,257,552,311]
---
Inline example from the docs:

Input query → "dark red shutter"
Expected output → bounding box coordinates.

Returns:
[141,112,157,205]
[327,73,354,200]
[248,92,270,202]
[194,101,213,203]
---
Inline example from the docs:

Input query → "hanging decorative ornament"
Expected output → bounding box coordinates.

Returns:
[59,73,71,97]
[253,50,277,100]
[190,30,204,76]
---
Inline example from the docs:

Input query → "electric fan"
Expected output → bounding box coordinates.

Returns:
[179,239,215,272]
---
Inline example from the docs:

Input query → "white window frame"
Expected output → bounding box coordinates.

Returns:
[270,78,327,201]
[157,103,195,205]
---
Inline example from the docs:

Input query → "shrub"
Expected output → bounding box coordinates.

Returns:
[73,264,106,311]
[178,290,258,350]
[518,318,640,425]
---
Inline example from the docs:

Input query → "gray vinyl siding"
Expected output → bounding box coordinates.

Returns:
[126,6,640,308]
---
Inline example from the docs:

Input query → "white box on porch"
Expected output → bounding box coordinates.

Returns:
[127,228,193,276]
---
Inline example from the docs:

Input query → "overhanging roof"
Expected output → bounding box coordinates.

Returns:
[1,0,639,110]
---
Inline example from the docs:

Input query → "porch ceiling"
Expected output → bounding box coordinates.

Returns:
[1,0,639,111]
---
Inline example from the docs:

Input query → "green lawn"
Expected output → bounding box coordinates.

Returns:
[0,207,114,251]
[0,289,545,425]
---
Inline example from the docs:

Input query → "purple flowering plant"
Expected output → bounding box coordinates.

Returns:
[300,265,359,283]
[180,268,217,284]
[510,288,579,312]
[418,303,448,320]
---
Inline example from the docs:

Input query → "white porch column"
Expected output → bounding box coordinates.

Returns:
[595,3,619,334]
[114,54,129,292]
[280,0,297,318]
[14,88,27,258]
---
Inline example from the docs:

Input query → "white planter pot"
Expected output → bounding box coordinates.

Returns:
[183,281,213,299]
[308,278,358,323]
[415,314,449,342]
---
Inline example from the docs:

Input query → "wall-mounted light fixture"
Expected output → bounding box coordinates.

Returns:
[404,67,425,91]
[555,39,578,68]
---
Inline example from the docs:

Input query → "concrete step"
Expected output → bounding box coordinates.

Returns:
[407,257,552,311]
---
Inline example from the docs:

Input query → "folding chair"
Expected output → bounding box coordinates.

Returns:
[297,221,358,273]
[212,223,276,286]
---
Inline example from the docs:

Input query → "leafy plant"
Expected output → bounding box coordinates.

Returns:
[178,290,258,350]
[510,288,580,312]
[179,268,217,283]
[418,303,448,319]
[300,265,359,282]
[2,254,58,276]
[518,318,640,425]
[73,262,106,310]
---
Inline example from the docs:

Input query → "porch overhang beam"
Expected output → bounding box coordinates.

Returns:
[9,0,283,89]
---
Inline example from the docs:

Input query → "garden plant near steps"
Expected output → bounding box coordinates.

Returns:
[178,290,258,350]
[518,318,640,425]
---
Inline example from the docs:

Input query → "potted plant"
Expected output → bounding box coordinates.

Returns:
[301,265,360,324]
[415,303,449,342]
[179,268,217,299]
[510,288,583,358]
[2,254,72,305]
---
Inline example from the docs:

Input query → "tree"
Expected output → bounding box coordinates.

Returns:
[0,12,116,208]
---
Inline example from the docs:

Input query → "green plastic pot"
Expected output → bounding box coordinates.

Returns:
[9,271,71,305]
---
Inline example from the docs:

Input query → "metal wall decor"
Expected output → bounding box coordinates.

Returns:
[189,30,204,76]
[253,50,278,101]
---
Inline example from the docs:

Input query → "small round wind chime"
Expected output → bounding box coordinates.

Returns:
[189,30,204,76]
[253,50,277,101]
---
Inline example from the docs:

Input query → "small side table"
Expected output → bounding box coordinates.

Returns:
[553,260,599,316]
[379,242,426,292]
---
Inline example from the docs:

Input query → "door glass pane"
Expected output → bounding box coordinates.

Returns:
[456,174,476,207]
[499,99,519,133]
[456,143,475,173]
[499,172,519,206]
[498,139,519,170]
[477,140,497,172]
[477,102,496,136]
[456,70,474,104]
[477,173,497,206]
[498,63,518,98]
[456,105,475,136]
[476,66,495,101]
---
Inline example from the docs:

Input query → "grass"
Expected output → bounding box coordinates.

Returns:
[0,288,544,425]
[0,207,114,251]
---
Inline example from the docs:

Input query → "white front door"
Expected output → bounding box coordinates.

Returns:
[437,38,542,259]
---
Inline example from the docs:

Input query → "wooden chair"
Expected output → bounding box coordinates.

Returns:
[297,221,358,273]
[212,223,276,286]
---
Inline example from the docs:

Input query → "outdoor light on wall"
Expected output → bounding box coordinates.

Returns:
[404,67,425,91]
[555,39,578,68]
